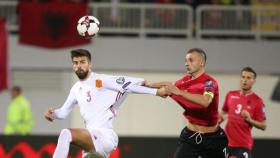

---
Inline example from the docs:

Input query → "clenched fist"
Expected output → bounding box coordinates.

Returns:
[44,107,55,122]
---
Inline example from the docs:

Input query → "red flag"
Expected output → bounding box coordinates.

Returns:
[0,17,8,91]
[18,2,90,48]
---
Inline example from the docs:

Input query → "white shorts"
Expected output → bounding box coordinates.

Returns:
[85,127,118,158]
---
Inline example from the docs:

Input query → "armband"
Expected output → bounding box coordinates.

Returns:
[204,91,214,98]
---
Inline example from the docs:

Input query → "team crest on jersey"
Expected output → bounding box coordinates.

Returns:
[204,80,214,91]
[205,80,213,86]
[122,81,132,89]
[116,77,125,84]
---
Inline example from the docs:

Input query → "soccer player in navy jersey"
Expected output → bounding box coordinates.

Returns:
[146,48,228,158]
[219,67,267,158]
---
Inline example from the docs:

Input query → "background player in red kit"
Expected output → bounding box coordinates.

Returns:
[147,48,228,158]
[219,67,267,158]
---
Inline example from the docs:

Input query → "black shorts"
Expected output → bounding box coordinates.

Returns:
[174,126,229,158]
[228,147,252,158]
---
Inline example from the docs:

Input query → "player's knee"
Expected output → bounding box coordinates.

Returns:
[59,128,72,142]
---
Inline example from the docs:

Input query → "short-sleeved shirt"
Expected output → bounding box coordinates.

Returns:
[222,90,266,150]
[171,72,219,126]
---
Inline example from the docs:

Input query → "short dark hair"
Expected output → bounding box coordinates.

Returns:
[187,48,207,62]
[12,86,22,94]
[70,49,91,62]
[241,67,257,78]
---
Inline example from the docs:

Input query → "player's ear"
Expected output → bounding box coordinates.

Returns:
[253,78,256,84]
[200,59,205,66]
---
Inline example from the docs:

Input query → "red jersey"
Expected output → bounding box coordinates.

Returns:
[222,90,266,150]
[171,73,219,126]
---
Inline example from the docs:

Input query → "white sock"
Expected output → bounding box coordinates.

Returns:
[53,128,72,158]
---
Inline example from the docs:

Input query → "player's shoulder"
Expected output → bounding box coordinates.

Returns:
[98,73,143,82]
[227,90,240,95]
[97,73,125,83]
[203,73,217,82]
[94,72,124,79]
[251,92,264,104]
[70,82,80,92]
[201,73,218,87]
[93,73,126,86]
[225,90,240,99]
[94,73,111,79]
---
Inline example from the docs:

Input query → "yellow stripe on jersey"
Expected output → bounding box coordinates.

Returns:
[204,91,214,98]
[96,79,103,88]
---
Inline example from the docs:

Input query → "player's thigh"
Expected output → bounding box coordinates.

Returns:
[173,142,200,158]
[70,128,95,152]
[204,144,228,158]
[82,152,104,158]
[204,127,229,158]
[205,147,229,158]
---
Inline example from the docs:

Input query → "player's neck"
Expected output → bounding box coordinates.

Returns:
[191,70,205,79]
[241,89,253,95]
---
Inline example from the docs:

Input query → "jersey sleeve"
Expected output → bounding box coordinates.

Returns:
[54,86,78,120]
[203,79,218,98]
[222,92,230,112]
[126,84,157,95]
[253,99,266,121]
[101,75,156,95]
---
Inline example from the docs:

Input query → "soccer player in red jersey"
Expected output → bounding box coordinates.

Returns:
[146,48,228,158]
[219,67,267,158]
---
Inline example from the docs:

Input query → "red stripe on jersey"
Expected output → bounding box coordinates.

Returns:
[109,105,116,117]
[110,91,125,116]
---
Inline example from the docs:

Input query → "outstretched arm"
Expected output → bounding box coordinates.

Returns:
[102,76,170,97]
[145,81,173,88]
[126,84,170,98]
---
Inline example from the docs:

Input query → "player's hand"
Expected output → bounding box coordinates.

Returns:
[241,110,251,123]
[165,84,181,96]
[141,80,148,86]
[44,107,55,122]
[156,87,170,98]
[217,113,225,124]
[143,81,153,88]
[144,81,172,88]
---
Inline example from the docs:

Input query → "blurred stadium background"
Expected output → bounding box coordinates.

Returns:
[0,0,280,157]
